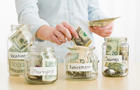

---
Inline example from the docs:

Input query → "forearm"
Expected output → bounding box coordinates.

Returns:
[18,12,49,36]
[15,0,49,37]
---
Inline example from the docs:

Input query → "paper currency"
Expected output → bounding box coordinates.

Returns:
[66,46,98,80]
[41,51,57,82]
[8,25,32,76]
[102,37,129,77]
[73,27,92,47]
[120,43,129,61]
[9,30,32,52]
[88,17,120,27]
[105,38,121,55]
[103,62,128,77]
[25,46,57,84]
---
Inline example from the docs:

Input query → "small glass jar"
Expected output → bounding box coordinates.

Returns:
[8,25,32,76]
[65,46,98,80]
[102,37,129,77]
[24,45,57,84]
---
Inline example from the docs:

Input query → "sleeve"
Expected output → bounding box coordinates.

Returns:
[15,0,49,40]
[88,0,107,21]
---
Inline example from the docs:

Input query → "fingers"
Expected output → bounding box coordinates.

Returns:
[93,25,113,31]
[89,23,113,37]
[51,35,62,45]
[62,22,79,38]
[54,30,66,43]
[56,24,72,41]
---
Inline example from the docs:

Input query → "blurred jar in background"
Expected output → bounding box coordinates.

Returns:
[8,25,32,76]
[24,44,57,84]
[102,37,129,77]
[65,46,98,80]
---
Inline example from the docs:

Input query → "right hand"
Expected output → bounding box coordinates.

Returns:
[36,22,79,45]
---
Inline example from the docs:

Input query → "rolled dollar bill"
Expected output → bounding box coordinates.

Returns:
[88,17,120,27]
[72,27,92,47]
[9,25,33,51]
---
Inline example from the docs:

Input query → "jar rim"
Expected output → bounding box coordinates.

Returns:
[29,45,54,52]
[68,46,95,51]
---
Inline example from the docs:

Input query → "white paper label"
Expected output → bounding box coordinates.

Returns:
[105,55,122,62]
[8,52,27,59]
[30,67,57,76]
[67,63,93,71]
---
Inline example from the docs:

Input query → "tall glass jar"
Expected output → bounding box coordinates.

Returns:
[8,25,32,76]
[102,37,129,77]
[24,45,57,84]
[65,46,98,80]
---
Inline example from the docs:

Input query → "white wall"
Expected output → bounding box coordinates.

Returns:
[135,0,140,61]
[0,1,18,63]
[94,0,136,62]
[0,0,138,63]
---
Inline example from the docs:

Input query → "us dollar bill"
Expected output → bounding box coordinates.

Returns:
[41,51,57,82]
[103,61,128,77]
[72,27,92,47]
[88,17,120,27]
[105,38,120,55]
[66,46,97,79]
[9,25,33,52]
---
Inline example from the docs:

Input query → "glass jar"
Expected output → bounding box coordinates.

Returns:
[102,37,129,77]
[65,46,98,80]
[8,25,32,76]
[24,45,57,84]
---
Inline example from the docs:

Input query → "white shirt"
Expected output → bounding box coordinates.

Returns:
[15,0,105,61]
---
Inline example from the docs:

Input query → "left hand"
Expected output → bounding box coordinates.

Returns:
[89,23,113,37]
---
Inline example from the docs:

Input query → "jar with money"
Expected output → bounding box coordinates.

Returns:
[102,37,129,77]
[24,45,57,84]
[65,46,98,80]
[8,25,32,76]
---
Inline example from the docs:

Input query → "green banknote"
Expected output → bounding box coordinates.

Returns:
[73,27,92,47]
[10,30,28,51]
[105,38,121,55]
[41,52,57,82]
[88,17,119,27]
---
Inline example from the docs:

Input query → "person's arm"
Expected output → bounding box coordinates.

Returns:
[15,0,49,36]
[88,0,107,21]
[15,0,78,44]
[88,0,113,37]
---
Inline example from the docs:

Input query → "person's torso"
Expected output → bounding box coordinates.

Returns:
[37,0,89,29]
[37,0,94,61]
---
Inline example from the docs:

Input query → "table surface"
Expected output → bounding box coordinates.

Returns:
[0,61,140,90]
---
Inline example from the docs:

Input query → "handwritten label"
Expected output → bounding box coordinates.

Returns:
[30,67,57,76]
[67,63,93,71]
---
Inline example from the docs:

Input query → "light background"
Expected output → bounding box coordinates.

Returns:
[0,0,139,64]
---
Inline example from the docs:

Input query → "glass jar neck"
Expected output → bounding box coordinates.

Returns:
[104,37,127,43]
[29,45,54,52]
[68,46,94,53]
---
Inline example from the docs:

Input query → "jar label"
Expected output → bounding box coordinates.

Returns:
[8,52,27,59]
[67,63,93,71]
[30,67,57,76]
[105,55,122,62]
[9,59,24,75]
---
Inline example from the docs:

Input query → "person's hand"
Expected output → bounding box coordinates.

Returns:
[36,22,79,45]
[89,23,113,37]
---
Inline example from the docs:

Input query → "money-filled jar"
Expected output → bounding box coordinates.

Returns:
[102,37,129,77]
[8,25,32,76]
[24,45,57,84]
[65,46,98,80]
